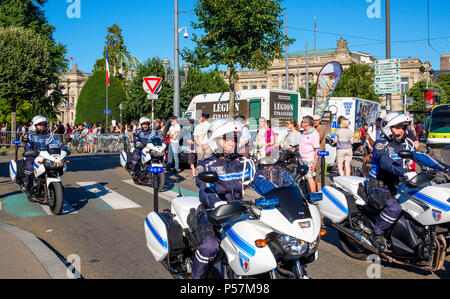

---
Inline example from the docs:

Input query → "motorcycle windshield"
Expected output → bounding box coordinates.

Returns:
[252,163,298,196]
[47,137,62,155]
[151,138,163,147]
[264,186,311,223]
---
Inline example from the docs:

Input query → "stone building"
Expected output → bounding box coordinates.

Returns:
[57,63,90,126]
[234,38,433,112]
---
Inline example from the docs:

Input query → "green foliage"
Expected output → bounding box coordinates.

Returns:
[435,73,450,104]
[0,99,33,125]
[75,71,126,125]
[0,0,68,124]
[182,0,292,115]
[180,68,229,110]
[332,64,380,102]
[299,83,317,99]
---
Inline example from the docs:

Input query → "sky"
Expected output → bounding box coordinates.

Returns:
[44,0,450,74]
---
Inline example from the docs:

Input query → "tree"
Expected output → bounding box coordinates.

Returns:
[182,0,292,117]
[0,0,68,122]
[299,83,317,100]
[332,64,380,102]
[435,73,450,104]
[0,27,53,141]
[75,71,127,125]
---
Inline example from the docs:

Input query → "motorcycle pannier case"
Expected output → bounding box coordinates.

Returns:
[145,212,185,262]
[120,151,127,168]
[318,186,349,223]
[9,160,17,181]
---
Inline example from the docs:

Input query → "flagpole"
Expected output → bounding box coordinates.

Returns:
[314,17,317,51]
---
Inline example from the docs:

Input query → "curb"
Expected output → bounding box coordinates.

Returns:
[0,223,71,279]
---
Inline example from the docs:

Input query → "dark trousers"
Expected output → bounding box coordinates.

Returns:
[131,149,141,172]
[370,183,402,235]
[24,158,35,190]
[191,214,219,279]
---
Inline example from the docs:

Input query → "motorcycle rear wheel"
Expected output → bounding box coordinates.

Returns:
[48,182,64,215]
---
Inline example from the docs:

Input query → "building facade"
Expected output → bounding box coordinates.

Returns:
[234,38,433,112]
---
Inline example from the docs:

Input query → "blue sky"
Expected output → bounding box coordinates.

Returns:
[44,0,450,73]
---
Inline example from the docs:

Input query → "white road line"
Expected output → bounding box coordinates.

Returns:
[121,179,179,203]
[77,182,141,210]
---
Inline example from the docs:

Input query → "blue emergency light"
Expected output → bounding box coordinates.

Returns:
[255,197,279,209]
[148,167,164,174]
[309,192,323,202]
[13,140,21,145]
[317,151,329,157]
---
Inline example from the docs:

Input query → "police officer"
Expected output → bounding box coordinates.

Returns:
[131,117,154,178]
[368,112,419,250]
[191,118,255,279]
[24,115,53,199]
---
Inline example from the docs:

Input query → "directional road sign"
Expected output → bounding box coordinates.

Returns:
[104,109,112,115]
[143,76,162,94]
[375,58,401,94]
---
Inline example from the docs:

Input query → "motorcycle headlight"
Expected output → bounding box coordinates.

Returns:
[277,235,309,256]
[44,160,63,169]
[150,150,163,157]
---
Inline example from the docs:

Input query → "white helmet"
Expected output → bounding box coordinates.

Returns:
[32,115,48,126]
[208,118,243,155]
[381,112,411,140]
[139,117,151,126]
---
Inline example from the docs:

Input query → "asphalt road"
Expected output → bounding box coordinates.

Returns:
[0,152,448,279]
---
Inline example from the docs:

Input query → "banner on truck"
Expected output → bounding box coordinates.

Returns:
[314,61,343,117]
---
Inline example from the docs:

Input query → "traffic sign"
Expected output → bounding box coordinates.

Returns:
[375,58,400,65]
[104,109,111,115]
[147,94,159,100]
[375,68,400,76]
[375,75,401,84]
[375,86,401,95]
[143,76,162,94]
[375,63,400,70]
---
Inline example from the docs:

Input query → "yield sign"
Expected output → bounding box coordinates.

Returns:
[142,76,162,94]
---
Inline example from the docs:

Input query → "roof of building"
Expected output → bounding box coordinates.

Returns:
[119,52,142,70]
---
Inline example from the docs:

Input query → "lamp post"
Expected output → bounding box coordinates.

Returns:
[163,58,190,116]
[167,0,190,118]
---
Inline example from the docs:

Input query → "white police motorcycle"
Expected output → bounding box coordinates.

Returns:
[120,133,166,191]
[9,136,70,215]
[145,163,324,279]
[318,149,450,272]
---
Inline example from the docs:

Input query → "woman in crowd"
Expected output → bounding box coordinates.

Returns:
[334,118,354,176]
[282,119,301,152]
[265,119,277,158]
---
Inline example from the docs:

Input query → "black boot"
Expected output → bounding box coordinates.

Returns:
[370,234,387,252]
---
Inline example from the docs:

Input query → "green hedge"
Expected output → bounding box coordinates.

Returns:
[75,71,126,125]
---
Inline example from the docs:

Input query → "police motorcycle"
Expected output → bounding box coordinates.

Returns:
[120,131,166,191]
[144,160,324,279]
[9,135,70,215]
[318,148,450,272]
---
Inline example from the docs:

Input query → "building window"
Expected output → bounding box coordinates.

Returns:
[251,85,258,90]
[243,86,249,90]
[261,85,267,89]
[401,78,409,94]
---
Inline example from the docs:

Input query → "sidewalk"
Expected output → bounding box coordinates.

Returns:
[0,223,71,279]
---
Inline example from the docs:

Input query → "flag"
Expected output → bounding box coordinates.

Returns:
[70,56,73,61]
[106,49,110,87]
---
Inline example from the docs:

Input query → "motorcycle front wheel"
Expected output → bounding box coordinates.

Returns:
[48,182,64,215]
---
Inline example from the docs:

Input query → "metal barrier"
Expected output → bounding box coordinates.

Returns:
[1,131,126,154]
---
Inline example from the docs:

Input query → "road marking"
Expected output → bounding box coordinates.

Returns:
[77,182,141,210]
[1,193,48,218]
[39,200,79,216]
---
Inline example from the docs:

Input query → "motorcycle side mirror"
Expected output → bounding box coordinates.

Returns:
[198,171,219,184]
[297,164,309,177]
[398,151,414,159]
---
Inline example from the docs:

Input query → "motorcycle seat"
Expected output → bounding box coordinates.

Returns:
[206,204,246,225]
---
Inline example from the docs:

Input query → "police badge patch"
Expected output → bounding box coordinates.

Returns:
[432,209,442,222]
[375,142,386,150]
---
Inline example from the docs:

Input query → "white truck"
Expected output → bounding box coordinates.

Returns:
[184,89,308,131]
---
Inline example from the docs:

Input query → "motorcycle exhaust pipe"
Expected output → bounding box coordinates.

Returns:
[325,217,378,254]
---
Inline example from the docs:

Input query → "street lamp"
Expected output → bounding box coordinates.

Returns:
[163,59,190,93]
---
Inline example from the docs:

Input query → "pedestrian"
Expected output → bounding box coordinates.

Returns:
[182,133,196,177]
[66,124,73,135]
[1,122,7,148]
[415,121,423,140]
[359,123,368,154]
[256,117,267,160]
[298,116,320,193]
[281,119,301,152]
[265,120,277,158]
[362,117,382,177]
[167,116,181,173]
[313,115,326,191]
[193,112,211,161]
[334,118,354,176]
[57,121,65,135]
[235,115,251,158]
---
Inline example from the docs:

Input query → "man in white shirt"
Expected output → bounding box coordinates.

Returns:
[194,112,211,161]
[235,115,251,158]
[256,117,267,160]
[167,116,181,173]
